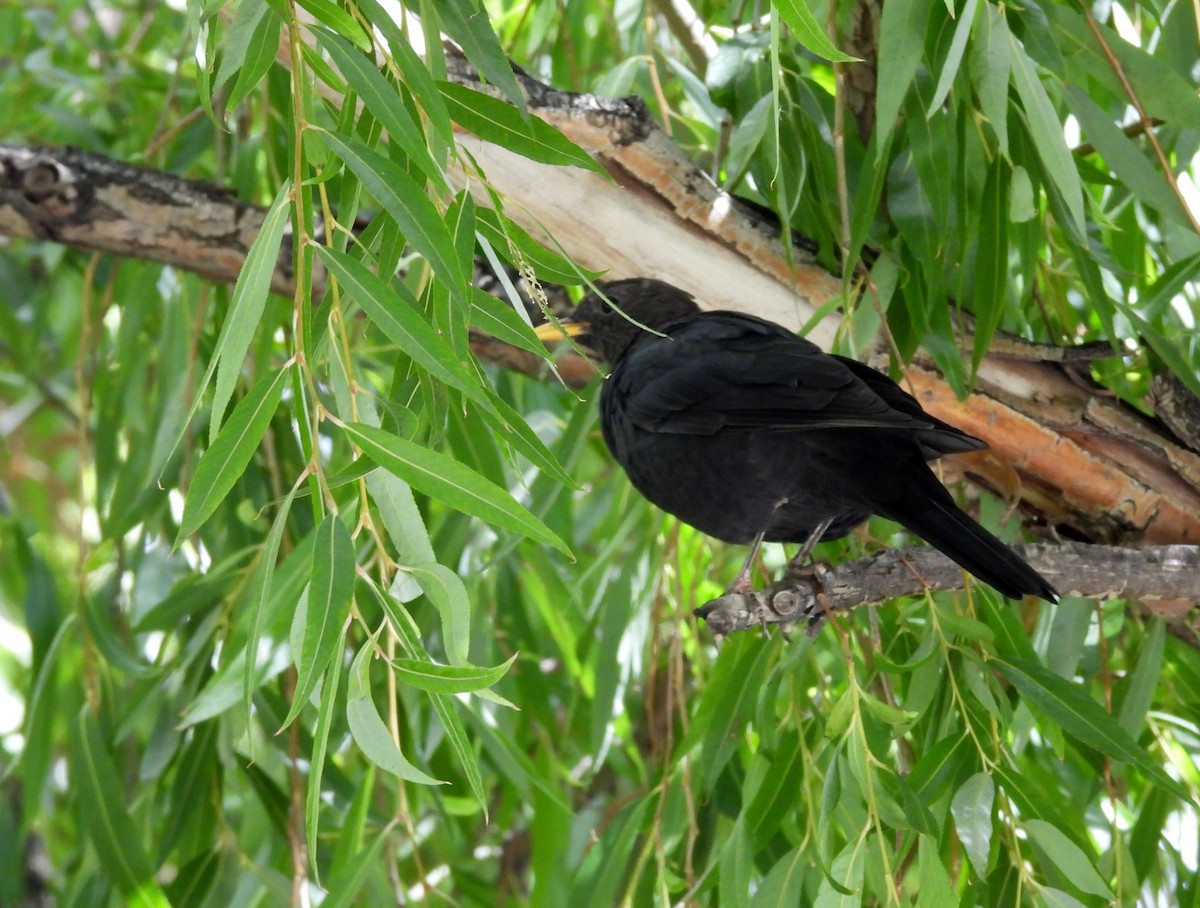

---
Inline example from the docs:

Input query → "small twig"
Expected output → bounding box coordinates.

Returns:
[642,15,674,138]
[648,0,713,72]
[1080,4,1200,237]
[1070,115,1164,158]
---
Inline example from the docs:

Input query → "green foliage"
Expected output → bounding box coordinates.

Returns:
[1,0,1199,906]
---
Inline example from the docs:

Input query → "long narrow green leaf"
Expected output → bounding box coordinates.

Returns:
[908,733,973,803]
[317,247,575,485]
[366,470,437,567]
[183,644,289,727]
[399,561,472,666]
[773,0,859,63]
[70,709,169,903]
[244,479,301,727]
[1025,819,1112,898]
[1009,41,1085,237]
[354,0,454,145]
[320,818,399,908]
[970,156,1010,376]
[390,652,516,694]
[976,595,1041,664]
[874,0,934,158]
[751,845,808,908]
[437,0,528,116]
[316,30,446,186]
[209,181,291,441]
[1066,87,1192,228]
[1122,253,1200,402]
[950,772,994,879]
[719,819,753,908]
[478,391,578,487]
[346,640,443,785]
[473,205,602,285]
[574,798,653,907]
[296,0,369,50]
[319,132,469,310]
[1118,620,1165,738]
[970,3,1011,152]
[282,513,355,728]
[329,763,377,879]
[344,422,572,556]
[178,365,289,541]
[1048,8,1200,130]
[927,0,979,115]
[813,837,867,908]
[746,731,806,847]
[369,583,489,813]
[995,656,1190,801]
[315,244,482,398]
[1038,886,1091,908]
[306,637,344,884]
[439,81,605,173]
[471,288,555,358]
[915,834,957,908]
[212,1,278,111]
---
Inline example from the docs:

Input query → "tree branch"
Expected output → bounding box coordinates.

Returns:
[698,542,1200,642]
[0,144,296,295]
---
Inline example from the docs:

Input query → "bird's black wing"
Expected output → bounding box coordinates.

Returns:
[614,312,948,437]
[832,355,987,458]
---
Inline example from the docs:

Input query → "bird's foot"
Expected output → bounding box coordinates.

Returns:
[723,566,756,597]
[798,565,833,636]
[697,564,834,639]
[722,530,766,598]
[784,557,826,583]
[783,517,835,577]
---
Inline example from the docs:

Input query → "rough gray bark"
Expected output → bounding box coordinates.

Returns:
[0,143,295,295]
[698,542,1200,642]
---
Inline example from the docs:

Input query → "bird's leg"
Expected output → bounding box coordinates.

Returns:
[725,530,766,595]
[785,517,835,575]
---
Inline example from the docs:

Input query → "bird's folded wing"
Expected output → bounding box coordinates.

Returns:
[832,356,986,455]
[617,328,938,436]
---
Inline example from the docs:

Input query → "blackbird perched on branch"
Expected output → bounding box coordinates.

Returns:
[534,278,1058,602]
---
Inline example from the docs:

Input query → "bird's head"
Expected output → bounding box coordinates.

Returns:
[533,278,702,364]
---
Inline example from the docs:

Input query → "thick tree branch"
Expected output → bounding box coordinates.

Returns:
[0,144,295,295]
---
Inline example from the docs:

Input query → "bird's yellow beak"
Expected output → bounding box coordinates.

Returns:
[533,320,588,342]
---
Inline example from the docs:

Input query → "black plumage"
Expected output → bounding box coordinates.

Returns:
[538,278,1057,602]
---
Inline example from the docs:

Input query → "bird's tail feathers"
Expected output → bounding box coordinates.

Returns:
[890,495,1058,602]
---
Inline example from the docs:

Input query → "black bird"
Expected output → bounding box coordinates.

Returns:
[535,278,1057,602]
